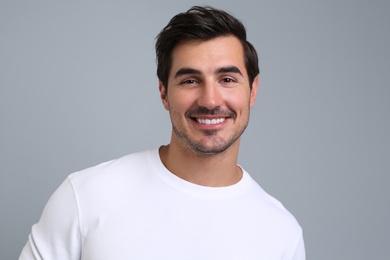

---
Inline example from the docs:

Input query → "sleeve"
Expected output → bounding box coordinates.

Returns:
[19,177,83,260]
[287,230,306,260]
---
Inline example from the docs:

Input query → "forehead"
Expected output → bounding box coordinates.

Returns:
[170,36,246,75]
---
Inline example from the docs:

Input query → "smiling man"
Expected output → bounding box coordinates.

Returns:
[20,6,305,260]
[159,35,258,186]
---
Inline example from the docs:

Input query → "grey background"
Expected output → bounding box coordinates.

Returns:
[1,0,389,259]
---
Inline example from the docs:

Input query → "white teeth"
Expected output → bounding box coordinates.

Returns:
[196,118,226,125]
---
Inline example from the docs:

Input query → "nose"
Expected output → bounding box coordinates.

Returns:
[197,82,223,109]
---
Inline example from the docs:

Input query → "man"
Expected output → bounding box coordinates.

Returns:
[20,6,305,259]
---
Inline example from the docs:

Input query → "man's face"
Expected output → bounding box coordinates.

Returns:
[159,36,258,155]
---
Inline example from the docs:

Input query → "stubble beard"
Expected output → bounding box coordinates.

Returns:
[170,108,250,155]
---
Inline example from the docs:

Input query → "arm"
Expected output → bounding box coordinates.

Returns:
[19,178,82,260]
[287,231,306,260]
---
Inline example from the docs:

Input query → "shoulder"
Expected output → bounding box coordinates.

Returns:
[67,149,157,193]
[243,172,302,233]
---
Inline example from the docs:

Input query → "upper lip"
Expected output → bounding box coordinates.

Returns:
[186,107,236,120]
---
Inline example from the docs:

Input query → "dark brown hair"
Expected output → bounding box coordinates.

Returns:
[155,6,259,90]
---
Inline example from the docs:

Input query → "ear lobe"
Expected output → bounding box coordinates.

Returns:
[249,75,259,108]
[159,81,169,111]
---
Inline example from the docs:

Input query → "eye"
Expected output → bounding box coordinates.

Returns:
[181,79,198,85]
[221,77,235,83]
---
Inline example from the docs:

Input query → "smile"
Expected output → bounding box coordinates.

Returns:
[196,118,226,125]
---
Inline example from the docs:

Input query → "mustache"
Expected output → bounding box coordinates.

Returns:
[186,106,236,118]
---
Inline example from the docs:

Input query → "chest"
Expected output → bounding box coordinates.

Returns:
[79,198,284,259]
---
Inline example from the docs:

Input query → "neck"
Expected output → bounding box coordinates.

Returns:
[159,140,242,187]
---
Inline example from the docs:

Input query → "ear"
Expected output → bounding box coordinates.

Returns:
[249,75,259,109]
[159,81,169,111]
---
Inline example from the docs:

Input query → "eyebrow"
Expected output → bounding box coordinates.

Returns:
[215,66,243,76]
[174,68,201,78]
[174,66,243,79]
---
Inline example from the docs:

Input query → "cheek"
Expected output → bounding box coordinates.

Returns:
[223,91,251,110]
[167,93,192,113]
